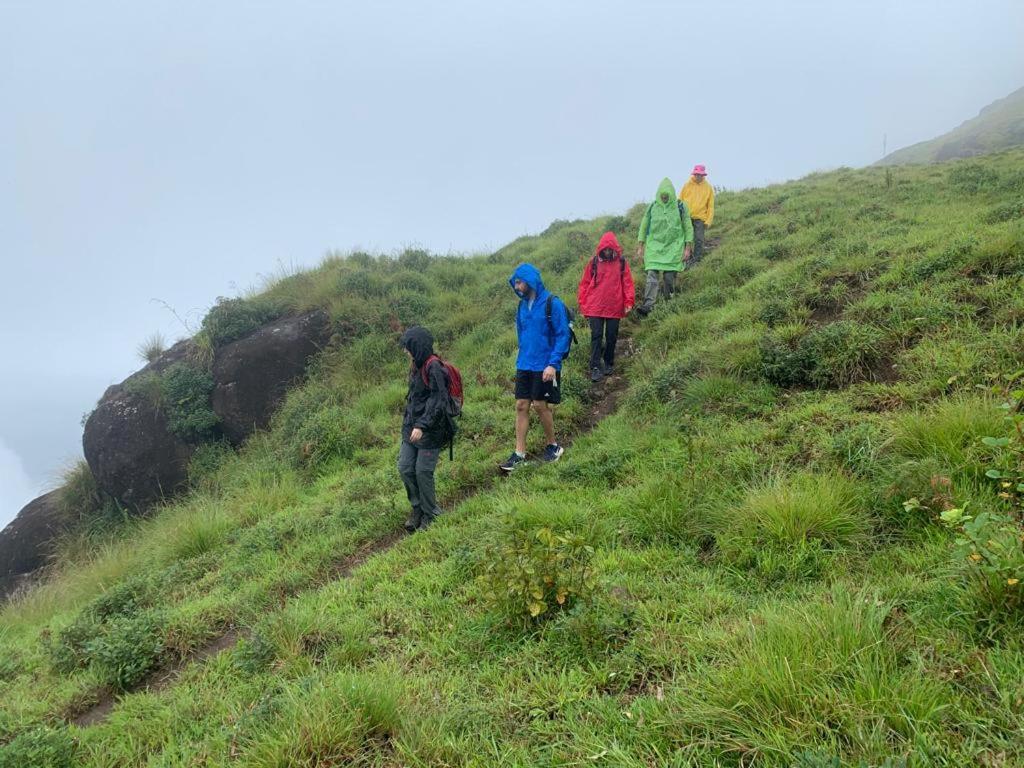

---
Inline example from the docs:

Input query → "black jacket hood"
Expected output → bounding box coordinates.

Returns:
[400,326,435,368]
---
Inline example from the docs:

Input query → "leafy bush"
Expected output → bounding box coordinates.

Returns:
[604,215,629,234]
[478,526,596,622]
[46,614,102,673]
[759,322,812,387]
[948,162,998,194]
[984,198,1024,224]
[940,507,1024,621]
[397,247,432,272]
[200,296,284,347]
[87,611,165,690]
[981,394,1024,514]
[0,727,77,768]
[160,362,219,442]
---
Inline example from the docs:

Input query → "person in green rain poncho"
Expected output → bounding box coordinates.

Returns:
[635,177,694,316]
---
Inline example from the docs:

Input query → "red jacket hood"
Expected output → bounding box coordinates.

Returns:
[595,231,623,258]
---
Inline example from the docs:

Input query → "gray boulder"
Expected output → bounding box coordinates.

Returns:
[82,311,332,511]
[212,310,332,444]
[0,491,71,598]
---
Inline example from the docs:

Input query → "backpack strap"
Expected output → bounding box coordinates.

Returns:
[420,354,441,387]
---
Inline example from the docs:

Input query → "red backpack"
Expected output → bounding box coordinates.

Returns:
[421,355,463,458]
[421,355,463,414]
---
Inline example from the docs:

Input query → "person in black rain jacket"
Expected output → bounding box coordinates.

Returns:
[398,326,450,532]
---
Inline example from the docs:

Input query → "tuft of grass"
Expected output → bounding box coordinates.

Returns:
[135,332,166,364]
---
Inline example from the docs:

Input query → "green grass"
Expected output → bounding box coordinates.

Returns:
[4,150,1024,766]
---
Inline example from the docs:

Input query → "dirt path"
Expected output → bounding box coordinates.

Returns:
[68,340,634,728]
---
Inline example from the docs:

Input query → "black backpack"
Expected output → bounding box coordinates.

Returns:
[545,294,579,359]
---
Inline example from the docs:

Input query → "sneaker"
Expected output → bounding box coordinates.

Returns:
[542,443,565,463]
[601,361,614,376]
[499,452,527,472]
[590,367,603,382]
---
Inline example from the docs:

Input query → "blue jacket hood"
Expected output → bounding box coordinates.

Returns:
[509,263,545,298]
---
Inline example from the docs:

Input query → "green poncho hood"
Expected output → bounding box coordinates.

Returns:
[637,177,692,272]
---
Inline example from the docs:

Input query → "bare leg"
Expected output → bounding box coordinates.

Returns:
[515,398,530,454]
[532,400,556,445]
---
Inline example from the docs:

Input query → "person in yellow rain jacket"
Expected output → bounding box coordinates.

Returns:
[679,164,715,266]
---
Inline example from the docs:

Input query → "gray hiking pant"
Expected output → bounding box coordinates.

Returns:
[690,219,706,265]
[640,269,677,312]
[398,440,441,523]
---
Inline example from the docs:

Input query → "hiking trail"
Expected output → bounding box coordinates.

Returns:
[68,335,635,728]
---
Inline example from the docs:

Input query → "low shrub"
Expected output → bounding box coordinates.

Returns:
[984,198,1024,224]
[87,611,166,690]
[948,162,999,194]
[200,296,284,347]
[478,525,596,623]
[940,506,1024,623]
[160,362,219,442]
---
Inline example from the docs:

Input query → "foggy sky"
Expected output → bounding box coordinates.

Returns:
[2,0,1023,527]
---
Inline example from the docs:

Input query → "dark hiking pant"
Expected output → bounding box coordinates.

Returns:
[588,317,620,370]
[640,269,677,312]
[690,219,706,265]
[398,440,441,525]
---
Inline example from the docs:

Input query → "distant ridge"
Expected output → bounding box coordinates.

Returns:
[877,84,1024,165]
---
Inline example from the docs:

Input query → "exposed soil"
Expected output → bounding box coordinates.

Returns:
[67,334,637,728]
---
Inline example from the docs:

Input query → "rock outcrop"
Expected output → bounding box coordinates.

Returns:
[0,491,71,598]
[82,340,198,512]
[81,310,332,511]
[212,310,331,444]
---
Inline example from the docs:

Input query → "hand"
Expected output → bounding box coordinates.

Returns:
[542,366,557,383]
[684,244,693,259]
[635,245,644,259]
[625,305,633,315]
[410,428,423,443]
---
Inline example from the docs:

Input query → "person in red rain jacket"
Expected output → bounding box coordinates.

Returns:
[577,231,636,382]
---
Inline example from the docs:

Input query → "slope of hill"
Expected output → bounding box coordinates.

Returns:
[2,152,1024,766]
[878,85,1024,165]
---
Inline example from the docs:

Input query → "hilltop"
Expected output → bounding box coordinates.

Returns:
[1,151,1024,766]
[878,84,1024,165]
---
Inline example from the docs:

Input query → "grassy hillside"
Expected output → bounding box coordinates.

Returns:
[879,85,1024,165]
[2,150,1024,766]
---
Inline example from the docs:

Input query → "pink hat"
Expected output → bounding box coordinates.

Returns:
[692,164,707,176]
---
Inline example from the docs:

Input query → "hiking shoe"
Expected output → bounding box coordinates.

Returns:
[590,367,603,382]
[542,443,565,463]
[403,509,423,533]
[417,511,436,531]
[634,306,650,317]
[499,452,527,472]
[601,361,614,376]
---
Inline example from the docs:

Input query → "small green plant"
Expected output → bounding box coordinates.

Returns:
[160,362,219,442]
[0,727,77,768]
[980,372,1024,514]
[200,295,283,347]
[136,331,166,364]
[940,506,1024,619]
[86,611,166,691]
[479,526,596,622]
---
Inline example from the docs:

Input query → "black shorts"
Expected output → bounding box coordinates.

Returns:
[514,369,562,404]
